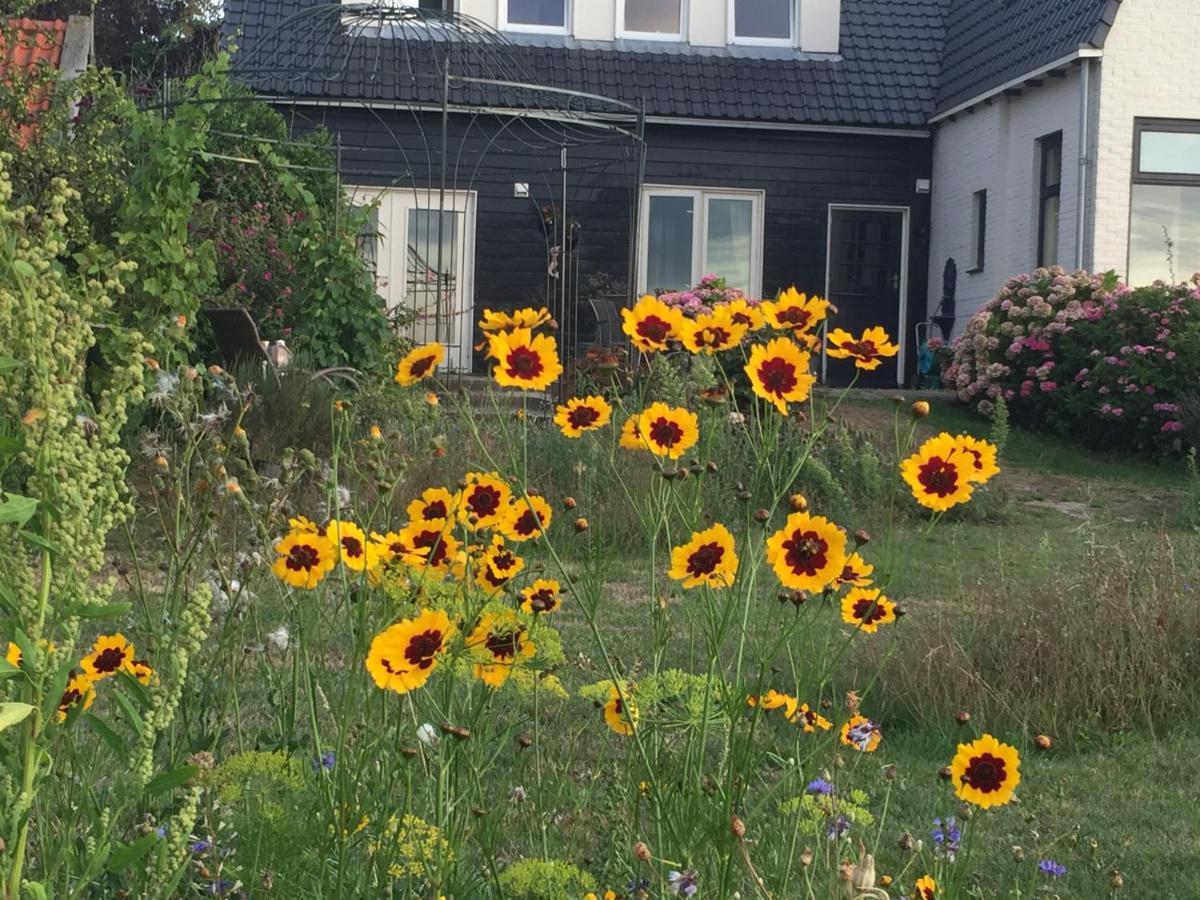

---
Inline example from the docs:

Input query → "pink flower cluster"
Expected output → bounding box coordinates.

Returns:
[658,274,751,318]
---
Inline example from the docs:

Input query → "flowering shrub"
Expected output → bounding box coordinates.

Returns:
[945,268,1200,450]
[657,274,752,317]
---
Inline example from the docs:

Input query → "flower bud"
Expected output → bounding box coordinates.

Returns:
[937,766,952,781]
[730,816,745,839]
[517,733,532,749]
[574,517,590,533]
[1012,845,1025,863]
[633,841,652,862]
[1035,734,1053,750]
[853,529,871,547]
[705,461,719,473]
[1110,870,1124,890]
[897,832,915,852]
[800,848,813,867]
[911,400,931,418]
[788,494,808,512]
[956,710,971,725]
[563,496,577,509]
[754,508,770,523]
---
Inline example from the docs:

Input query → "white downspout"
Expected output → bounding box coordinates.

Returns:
[1075,57,1093,271]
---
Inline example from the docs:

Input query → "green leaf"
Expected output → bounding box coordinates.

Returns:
[144,764,198,797]
[106,832,157,873]
[0,354,20,373]
[21,881,49,900]
[83,713,127,756]
[0,658,22,680]
[18,530,64,555]
[67,601,132,620]
[0,702,34,732]
[11,259,35,280]
[111,689,144,736]
[0,493,37,526]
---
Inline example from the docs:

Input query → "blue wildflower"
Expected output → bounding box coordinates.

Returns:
[314,750,335,772]
[668,869,699,897]
[1038,859,1067,879]
[932,816,961,860]
[806,778,834,796]
[826,814,851,840]
[189,840,212,854]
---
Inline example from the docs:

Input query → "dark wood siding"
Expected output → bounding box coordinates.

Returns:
[279,104,931,381]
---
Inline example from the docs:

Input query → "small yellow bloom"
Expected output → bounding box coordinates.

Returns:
[949,734,1021,809]
[424,391,440,407]
[668,523,739,589]
[603,684,637,735]
[395,343,446,387]
[369,424,382,440]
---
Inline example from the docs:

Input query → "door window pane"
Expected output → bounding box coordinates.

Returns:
[734,0,791,40]
[646,195,695,292]
[1129,184,1200,285]
[506,0,565,27]
[408,209,460,341]
[1140,131,1200,176]
[623,0,681,34]
[1040,195,1060,267]
[705,198,753,291]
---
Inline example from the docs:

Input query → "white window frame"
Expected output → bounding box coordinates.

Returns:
[499,0,569,34]
[617,0,687,42]
[727,0,796,47]
[638,185,765,299]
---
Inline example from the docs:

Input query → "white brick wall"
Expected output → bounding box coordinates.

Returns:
[1092,0,1200,280]
[928,71,1084,335]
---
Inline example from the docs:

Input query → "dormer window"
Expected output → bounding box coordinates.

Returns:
[500,0,567,33]
[730,0,794,46]
[618,0,685,40]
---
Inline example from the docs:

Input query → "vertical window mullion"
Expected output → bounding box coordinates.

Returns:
[695,190,707,285]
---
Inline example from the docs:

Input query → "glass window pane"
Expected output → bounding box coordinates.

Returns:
[646,195,694,292]
[1039,196,1060,267]
[734,0,791,39]
[506,0,564,27]
[705,198,753,292]
[624,0,681,34]
[1129,183,1200,285]
[1042,144,1062,188]
[1140,130,1200,175]
[408,209,460,342]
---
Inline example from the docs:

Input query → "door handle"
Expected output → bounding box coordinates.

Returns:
[890,274,901,290]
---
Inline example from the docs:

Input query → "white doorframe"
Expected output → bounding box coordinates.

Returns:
[347,185,478,373]
[822,203,911,387]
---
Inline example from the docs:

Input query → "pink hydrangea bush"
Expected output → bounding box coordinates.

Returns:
[945,268,1200,450]
[658,274,754,317]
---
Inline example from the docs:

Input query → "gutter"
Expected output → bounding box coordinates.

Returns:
[1075,57,1093,270]
[929,48,1103,124]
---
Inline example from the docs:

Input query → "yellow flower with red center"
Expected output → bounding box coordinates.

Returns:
[719,298,766,331]
[520,579,563,614]
[80,633,137,681]
[289,515,320,534]
[760,288,829,338]
[681,307,748,354]
[635,403,700,459]
[5,641,21,668]
[406,486,459,524]
[129,658,156,686]
[745,337,816,414]
[272,528,337,589]
[793,703,833,732]
[368,529,433,574]
[668,523,738,589]
[953,434,1001,484]
[466,610,536,687]
[554,395,613,438]
[502,494,553,542]
[950,733,1021,808]
[621,295,688,353]
[840,714,882,752]
[325,520,377,572]
[56,671,96,722]
[835,552,874,588]
[840,587,897,634]
[365,609,455,695]
[900,433,976,512]
[486,328,563,390]
[603,684,638,735]
[915,875,938,900]
[619,416,647,451]
[394,342,445,387]
[474,537,525,595]
[765,512,847,592]
[747,689,798,720]
[458,472,512,530]
[393,520,462,576]
[478,306,552,333]
[825,326,900,371]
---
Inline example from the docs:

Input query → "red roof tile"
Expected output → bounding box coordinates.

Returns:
[1,18,69,144]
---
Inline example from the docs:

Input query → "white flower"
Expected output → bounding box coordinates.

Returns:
[416,723,439,747]
[510,785,527,803]
[728,411,746,426]
[265,625,291,651]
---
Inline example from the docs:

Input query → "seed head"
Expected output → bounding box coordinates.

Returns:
[633,841,652,862]
[911,400,931,419]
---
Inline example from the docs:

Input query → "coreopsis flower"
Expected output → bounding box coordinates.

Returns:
[760,288,829,339]
[745,336,816,414]
[474,536,525,594]
[130,658,156,686]
[478,306,551,333]
[554,395,612,437]
[635,403,700,459]
[900,433,977,511]
[393,521,460,575]
[840,715,882,752]
[365,609,455,694]
[80,633,137,681]
[668,523,739,589]
[56,672,96,722]
[406,486,459,524]
[949,733,1021,808]
[458,472,512,530]
[619,415,648,450]
[825,326,900,371]
[368,530,431,575]
[289,515,320,534]
[502,494,553,542]
[680,307,748,354]
[5,642,21,668]
[603,684,638,735]
[840,587,897,634]
[953,434,1001,484]
[747,689,798,720]
[466,610,535,687]
[915,874,938,899]
[721,298,765,331]
[765,512,847,592]
[793,703,833,732]
[621,294,690,353]
[486,328,563,390]
[520,579,562,614]
[325,520,377,572]
[835,552,874,588]
[272,529,337,589]
[394,342,445,387]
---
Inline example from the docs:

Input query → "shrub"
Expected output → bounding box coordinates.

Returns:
[945,268,1200,451]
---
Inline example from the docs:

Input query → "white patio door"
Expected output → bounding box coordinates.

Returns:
[350,187,477,372]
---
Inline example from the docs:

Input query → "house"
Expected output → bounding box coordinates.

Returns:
[222,0,1198,384]
[929,0,1200,336]
[0,16,93,144]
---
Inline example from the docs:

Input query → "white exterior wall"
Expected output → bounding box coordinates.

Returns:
[1092,0,1200,279]
[928,70,1083,335]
